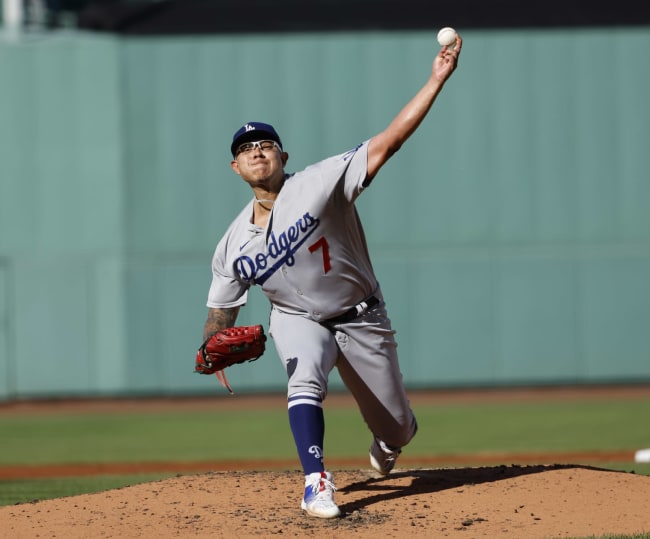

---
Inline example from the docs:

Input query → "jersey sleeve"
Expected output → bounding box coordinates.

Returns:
[206,235,250,309]
[340,141,370,203]
[206,271,249,309]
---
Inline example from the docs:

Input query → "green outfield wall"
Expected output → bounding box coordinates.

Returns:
[1,28,649,400]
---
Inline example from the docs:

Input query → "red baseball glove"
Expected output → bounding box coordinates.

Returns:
[195,325,267,394]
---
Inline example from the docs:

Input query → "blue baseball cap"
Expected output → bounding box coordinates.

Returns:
[230,121,283,156]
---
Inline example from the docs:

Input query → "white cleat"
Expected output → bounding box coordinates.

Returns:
[301,471,341,518]
[369,437,402,475]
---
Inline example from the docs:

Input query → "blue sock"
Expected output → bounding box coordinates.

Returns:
[288,393,325,475]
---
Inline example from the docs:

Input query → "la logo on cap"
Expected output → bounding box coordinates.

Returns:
[244,124,256,132]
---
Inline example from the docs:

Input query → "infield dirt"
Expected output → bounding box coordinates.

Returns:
[3,465,650,538]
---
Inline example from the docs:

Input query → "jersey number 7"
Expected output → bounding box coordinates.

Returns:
[308,236,332,273]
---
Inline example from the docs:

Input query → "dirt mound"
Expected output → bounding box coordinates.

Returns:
[3,465,650,538]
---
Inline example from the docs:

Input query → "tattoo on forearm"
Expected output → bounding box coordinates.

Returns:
[203,307,239,341]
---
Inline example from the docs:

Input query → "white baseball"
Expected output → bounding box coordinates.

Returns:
[437,27,457,47]
[635,448,650,463]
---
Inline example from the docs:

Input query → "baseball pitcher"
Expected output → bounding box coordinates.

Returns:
[197,33,463,518]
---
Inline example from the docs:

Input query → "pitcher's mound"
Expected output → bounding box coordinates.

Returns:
[2,465,650,538]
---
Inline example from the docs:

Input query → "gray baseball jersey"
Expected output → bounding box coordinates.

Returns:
[207,141,376,320]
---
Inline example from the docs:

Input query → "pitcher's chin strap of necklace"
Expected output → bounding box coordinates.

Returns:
[255,198,275,211]
[256,175,286,208]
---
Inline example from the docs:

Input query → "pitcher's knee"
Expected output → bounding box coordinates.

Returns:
[380,413,418,449]
[399,414,418,446]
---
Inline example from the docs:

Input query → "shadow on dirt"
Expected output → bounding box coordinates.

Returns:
[338,463,614,514]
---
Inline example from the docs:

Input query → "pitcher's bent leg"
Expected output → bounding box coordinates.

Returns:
[333,306,417,449]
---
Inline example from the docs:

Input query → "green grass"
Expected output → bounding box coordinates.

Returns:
[0,474,176,506]
[333,399,650,457]
[0,408,295,464]
[1,394,649,510]
[2,399,649,465]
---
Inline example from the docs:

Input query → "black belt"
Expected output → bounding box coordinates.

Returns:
[321,296,380,327]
